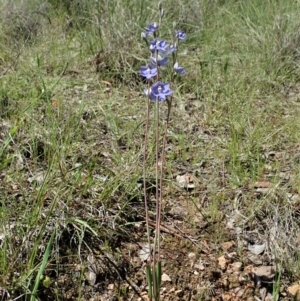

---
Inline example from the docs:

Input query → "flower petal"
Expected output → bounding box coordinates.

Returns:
[175,30,186,41]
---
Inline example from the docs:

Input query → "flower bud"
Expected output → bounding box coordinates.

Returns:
[173,21,177,29]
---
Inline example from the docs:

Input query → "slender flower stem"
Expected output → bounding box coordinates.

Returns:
[155,49,160,81]
[157,96,172,261]
[153,99,160,300]
[143,84,153,272]
[153,46,161,301]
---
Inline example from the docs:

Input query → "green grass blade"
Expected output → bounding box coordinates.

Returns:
[30,231,54,301]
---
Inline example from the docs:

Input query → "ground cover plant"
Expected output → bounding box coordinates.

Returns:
[1,0,300,300]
